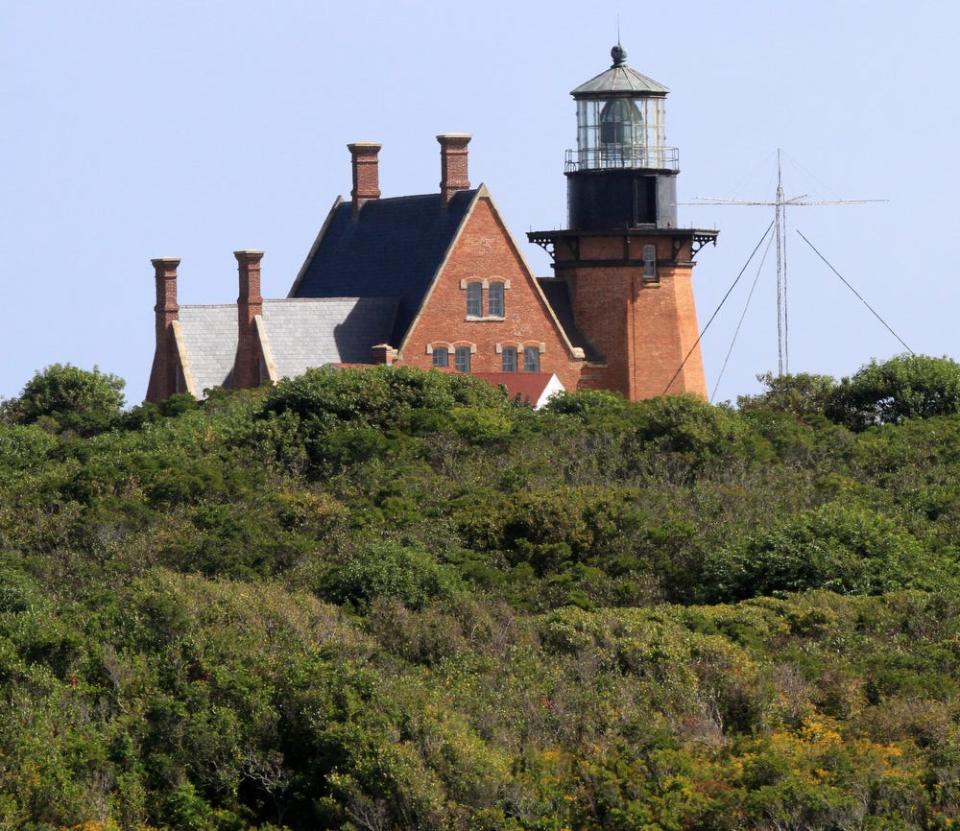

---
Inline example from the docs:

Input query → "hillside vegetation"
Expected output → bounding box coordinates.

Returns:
[3,357,960,830]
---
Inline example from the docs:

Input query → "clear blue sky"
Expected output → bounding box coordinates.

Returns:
[2,0,958,404]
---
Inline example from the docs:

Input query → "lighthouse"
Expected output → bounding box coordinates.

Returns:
[529,44,718,399]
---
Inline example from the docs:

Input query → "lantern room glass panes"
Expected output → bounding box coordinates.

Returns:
[600,99,643,148]
[572,96,673,171]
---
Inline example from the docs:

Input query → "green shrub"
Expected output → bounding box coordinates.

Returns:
[2,364,125,435]
[829,354,960,430]
[702,502,939,601]
[317,540,463,611]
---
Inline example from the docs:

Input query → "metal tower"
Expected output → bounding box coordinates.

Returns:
[689,149,884,374]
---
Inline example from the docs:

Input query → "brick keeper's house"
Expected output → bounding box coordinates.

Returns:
[147,44,717,406]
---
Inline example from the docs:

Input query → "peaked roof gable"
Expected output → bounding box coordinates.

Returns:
[400,186,584,360]
[289,189,477,346]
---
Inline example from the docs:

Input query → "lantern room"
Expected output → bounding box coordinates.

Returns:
[565,45,680,230]
[567,44,676,172]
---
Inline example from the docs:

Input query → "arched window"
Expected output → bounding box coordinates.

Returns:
[455,346,472,373]
[501,346,517,372]
[523,346,540,373]
[488,282,505,317]
[643,244,657,281]
[432,348,449,368]
[466,282,483,317]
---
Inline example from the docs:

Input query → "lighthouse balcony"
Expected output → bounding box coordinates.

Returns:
[565,145,679,173]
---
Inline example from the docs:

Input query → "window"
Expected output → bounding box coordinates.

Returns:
[501,347,517,373]
[432,348,449,368]
[466,282,483,317]
[523,346,540,373]
[643,244,657,281]
[488,282,505,317]
[455,346,472,373]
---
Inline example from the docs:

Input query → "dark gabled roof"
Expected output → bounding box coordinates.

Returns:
[290,189,477,346]
[537,278,603,362]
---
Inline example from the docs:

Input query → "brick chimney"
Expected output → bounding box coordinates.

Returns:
[348,142,382,215]
[146,256,181,403]
[438,133,471,205]
[370,343,396,365]
[234,250,264,389]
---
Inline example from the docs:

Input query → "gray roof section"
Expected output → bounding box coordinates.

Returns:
[177,305,238,395]
[571,47,669,98]
[261,297,397,379]
[175,298,399,398]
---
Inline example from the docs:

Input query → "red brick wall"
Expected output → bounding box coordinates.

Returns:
[397,196,584,391]
[559,234,707,400]
[630,263,706,399]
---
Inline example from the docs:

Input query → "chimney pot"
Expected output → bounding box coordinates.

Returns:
[437,133,471,205]
[348,142,382,214]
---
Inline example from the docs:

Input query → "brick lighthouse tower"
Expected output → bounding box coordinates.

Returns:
[529,44,718,400]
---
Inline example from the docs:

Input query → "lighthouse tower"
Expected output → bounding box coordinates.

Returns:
[529,44,718,399]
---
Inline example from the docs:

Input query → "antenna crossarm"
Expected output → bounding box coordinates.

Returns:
[786,198,889,206]
[683,198,778,206]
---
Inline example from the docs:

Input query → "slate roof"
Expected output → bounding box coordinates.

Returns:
[290,189,478,346]
[176,297,397,396]
[536,278,603,362]
[177,305,238,395]
[261,298,397,380]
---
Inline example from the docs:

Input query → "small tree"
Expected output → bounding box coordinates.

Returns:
[737,372,837,420]
[828,354,960,430]
[2,363,125,435]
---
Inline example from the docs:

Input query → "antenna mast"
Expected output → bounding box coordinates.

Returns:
[685,150,885,374]
[775,149,785,373]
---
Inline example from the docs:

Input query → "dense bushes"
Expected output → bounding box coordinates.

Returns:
[2,357,960,828]
[1,363,126,435]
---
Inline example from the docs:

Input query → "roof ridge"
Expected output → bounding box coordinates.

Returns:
[264,296,398,304]
[365,189,478,204]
